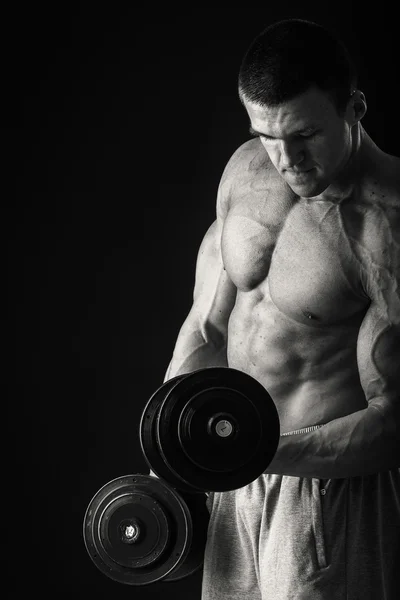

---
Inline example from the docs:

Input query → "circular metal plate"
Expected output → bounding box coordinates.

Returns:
[164,491,210,582]
[139,375,195,493]
[83,474,192,585]
[157,368,280,492]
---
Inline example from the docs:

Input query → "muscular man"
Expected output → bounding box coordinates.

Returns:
[164,19,400,599]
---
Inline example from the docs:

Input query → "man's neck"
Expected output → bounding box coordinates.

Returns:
[311,124,371,203]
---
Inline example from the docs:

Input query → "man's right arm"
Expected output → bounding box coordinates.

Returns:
[164,215,237,381]
[163,139,265,382]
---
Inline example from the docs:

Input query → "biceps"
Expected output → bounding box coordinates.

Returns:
[192,220,237,342]
[357,303,400,403]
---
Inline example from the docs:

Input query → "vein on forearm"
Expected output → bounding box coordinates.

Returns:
[266,401,399,478]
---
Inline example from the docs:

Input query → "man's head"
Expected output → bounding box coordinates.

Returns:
[238,19,357,116]
[238,19,366,197]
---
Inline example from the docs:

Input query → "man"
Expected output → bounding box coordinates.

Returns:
[163,19,400,599]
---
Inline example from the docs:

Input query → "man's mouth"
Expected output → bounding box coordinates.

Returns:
[285,167,315,180]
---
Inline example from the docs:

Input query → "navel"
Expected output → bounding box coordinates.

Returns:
[303,310,317,320]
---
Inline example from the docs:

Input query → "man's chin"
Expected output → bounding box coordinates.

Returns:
[287,177,328,198]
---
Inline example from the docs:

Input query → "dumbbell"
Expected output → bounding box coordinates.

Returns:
[83,367,280,585]
[83,474,210,585]
[140,367,280,492]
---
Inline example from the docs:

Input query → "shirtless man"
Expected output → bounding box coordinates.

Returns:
[163,19,400,599]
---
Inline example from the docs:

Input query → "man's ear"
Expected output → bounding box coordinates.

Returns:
[347,89,367,124]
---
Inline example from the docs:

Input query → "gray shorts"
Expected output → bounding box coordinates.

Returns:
[201,469,400,599]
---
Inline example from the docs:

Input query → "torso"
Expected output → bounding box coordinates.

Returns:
[222,137,399,432]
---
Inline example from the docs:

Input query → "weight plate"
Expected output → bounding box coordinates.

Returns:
[83,474,192,585]
[157,368,280,492]
[139,375,195,493]
[164,491,210,582]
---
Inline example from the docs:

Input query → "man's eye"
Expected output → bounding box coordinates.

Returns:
[299,131,316,139]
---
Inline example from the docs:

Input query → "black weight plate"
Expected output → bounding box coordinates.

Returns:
[99,493,169,570]
[157,368,280,492]
[139,375,195,493]
[179,387,262,471]
[164,492,210,582]
[83,474,192,585]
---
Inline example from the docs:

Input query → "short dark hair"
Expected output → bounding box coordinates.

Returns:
[238,19,357,114]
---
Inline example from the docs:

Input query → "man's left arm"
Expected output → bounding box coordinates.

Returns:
[265,207,400,479]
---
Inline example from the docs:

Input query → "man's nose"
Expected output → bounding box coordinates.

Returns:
[279,140,304,169]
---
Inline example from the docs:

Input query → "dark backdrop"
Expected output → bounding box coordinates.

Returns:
[7,4,397,598]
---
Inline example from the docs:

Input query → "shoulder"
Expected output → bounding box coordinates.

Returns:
[349,153,400,298]
[219,138,268,185]
[345,150,400,243]
[369,152,400,207]
[216,138,289,219]
[363,152,400,244]
[337,145,399,295]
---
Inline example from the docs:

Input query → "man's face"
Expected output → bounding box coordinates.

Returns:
[243,87,354,197]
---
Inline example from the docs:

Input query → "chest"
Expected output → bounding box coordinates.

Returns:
[222,201,367,324]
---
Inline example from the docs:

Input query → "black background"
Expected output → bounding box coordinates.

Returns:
[7,3,397,598]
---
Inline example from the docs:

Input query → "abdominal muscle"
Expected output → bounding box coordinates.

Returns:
[227,284,368,433]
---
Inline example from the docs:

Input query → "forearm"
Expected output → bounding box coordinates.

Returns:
[150,322,226,479]
[164,326,228,382]
[265,397,400,478]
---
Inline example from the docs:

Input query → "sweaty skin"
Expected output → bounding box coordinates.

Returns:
[165,88,400,479]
